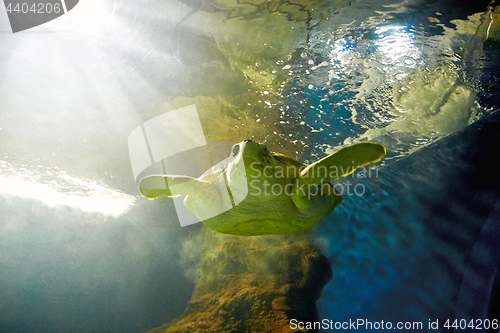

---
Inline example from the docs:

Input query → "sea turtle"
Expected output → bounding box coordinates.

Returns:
[139,140,385,236]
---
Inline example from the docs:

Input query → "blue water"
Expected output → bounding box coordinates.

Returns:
[316,112,500,330]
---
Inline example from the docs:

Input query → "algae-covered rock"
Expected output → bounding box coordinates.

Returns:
[147,230,332,332]
[203,12,307,90]
[199,1,352,93]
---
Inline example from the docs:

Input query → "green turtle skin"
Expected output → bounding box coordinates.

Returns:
[139,140,386,236]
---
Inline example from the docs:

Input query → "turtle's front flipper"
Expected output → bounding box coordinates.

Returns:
[291,142,385,211]
[299,142,386,185]
[138,175,221,207]
[139,175,222,220]
[139,175,214,199]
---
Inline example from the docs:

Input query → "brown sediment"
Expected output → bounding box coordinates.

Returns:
[146,229,332,333]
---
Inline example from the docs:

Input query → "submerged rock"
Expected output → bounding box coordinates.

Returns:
[147,230,332,332]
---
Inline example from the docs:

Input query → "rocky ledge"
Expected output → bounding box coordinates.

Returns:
[147,231,332,333]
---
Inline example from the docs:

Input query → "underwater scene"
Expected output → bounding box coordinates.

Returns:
[1,0,500,332]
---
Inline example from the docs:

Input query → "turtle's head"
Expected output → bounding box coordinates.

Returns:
[238,140,274,165]
[224,140,278,204]
[230,140,278,173]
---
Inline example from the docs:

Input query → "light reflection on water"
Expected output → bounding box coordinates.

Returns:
[0,160,136,217]
[271,10,492,164]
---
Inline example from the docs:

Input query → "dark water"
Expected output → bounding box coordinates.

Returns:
[316,110,500,332]
[0,0,499,332]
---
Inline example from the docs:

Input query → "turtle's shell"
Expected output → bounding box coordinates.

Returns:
[190,142,342,236]
[139,140,385,236]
